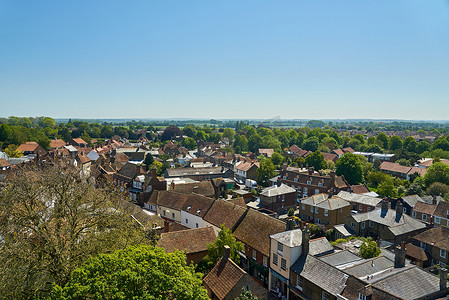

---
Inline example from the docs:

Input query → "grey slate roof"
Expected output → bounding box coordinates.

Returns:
[319,250,364,269]
[260,183,296,197]
[400,194,424,208]
[309,237,334,256]
[291,255,349,296]
[352,208,426,236]
[270,229,303,248]
[337,191,382,207]
[166,166,227,177]
[343,256,394,278]
[373,266,445,300]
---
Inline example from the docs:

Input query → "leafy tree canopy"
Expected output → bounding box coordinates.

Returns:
[335,153,364,185]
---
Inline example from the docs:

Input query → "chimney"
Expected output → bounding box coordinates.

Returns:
[430,215,434,225]
[308,167,314,175]
[330,171,336,181]
[286,218,294,231]
[440,268,448,290]
[381,198,389,211]
[170,181,175,190]
[223,245,231,260]
[302,225,310,254]
[376,237,381,248]
[163,219,170,233]
[152,168,157,179]
[282,163,288,172]
[394,241,406,268]
[396,200,403,216]
[433,195,438,205]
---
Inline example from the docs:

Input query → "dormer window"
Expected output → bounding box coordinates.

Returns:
[294,178,298,182]
[187,206,192,211]
[318,182,324,187]
[307,180,312,185]
[196,209,201,215]
[283,176,287,180]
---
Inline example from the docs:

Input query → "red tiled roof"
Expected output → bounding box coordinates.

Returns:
[350,184,370,194]
[380,162,412,174]
[0,158,10,168]
[50,139,66,149]
[413,202,437,215]
[406,243,429,261]
[322,152,338,162]
[235,162,259,172]
[414,226,449,252]
[157,226,216,254]
[72,138,87,145]
[203,258,246,300]
[17,142,39,152]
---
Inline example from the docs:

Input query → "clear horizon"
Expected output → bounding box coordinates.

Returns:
[1,1,448,120]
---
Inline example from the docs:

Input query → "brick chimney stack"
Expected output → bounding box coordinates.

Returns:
[223,245,231,260]
[152,168,157,179]
[394,241,406,268]
[381,198,389,211]
[440,268,448,290]
[396,200,403,216]
[302,225,310,254]
[308,167,314,176]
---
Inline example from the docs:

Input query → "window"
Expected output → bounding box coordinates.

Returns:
[297,187,302,193]
[447,210,449,219]
[361,222,366,229]
[296,276,303,291]
[307,180,312,185]
[163,210,166,216]
[315,207,319,213]
[282,195,285,202]
[359,205,363,211]
[315,189,319,195]
[186,219,188,224]
[294,178,298,182]
[263,256,268,267]
[422,214,427,221]
[304,187,308,194]
[435,217,441,224]
[441,249,447,258]
[358,294,367,300]
[420,241,426,249]
[412,211,417,218]
[315,218,321,224]
[302,204,305,210]
[281,258,287,270]
[369,220,374,228]
[196,223,199,228]
[282,176,287,180]
[351,222,356,228]
[324,209,328,216]
[273,253,278,265]
[318,182,324,187]
[252,249,257,260]
[277,242,283,255]
[172,212,175,219]
[322,291,330,300]
[311,206,314,212]
[367,207,371,212]
[403,207,407,213]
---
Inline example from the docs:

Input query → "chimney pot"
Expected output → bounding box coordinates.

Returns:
[396,200,403,215]
[440,268,448,290]
[381,198,389,211]
[308,167,314,175]
[394,242,406,268]
[223,245,231,260]
[433,195,438,205]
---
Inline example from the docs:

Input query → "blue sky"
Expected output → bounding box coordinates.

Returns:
[1,1,448,120]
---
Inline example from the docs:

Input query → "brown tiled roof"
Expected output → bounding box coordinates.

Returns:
[235,162,259,172]
[281,168,349,190]
[181,194,214,218]
[167,222,190,232]
[407,167,427,177]
[406,243,429,261]
[50,139,66,149]
[259,148,274,157]
[77,154,91,164]
[289,145,301,154]
[203,199,247,230]
[203,258,245,300]
[157,191,189,210]
[433,201,449,219]
[227,197,246,208]
[17,142,39,152]
[413,202,436,215]
[172,181,215,197]
[0,159,10,168]
[413,226,449,252]
[157,226,216,254]
[72,138,87,145]
[419,158,449,168]
[233,209,285,256]
[331,148,344,156]
[379,161,412,174]
[342,147,354,153]
[322,152,338,162]
[350,184,370,194]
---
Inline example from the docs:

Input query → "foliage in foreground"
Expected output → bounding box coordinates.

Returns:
[360,239,382,259]
[50,245,208,300]
[0,165,152,299]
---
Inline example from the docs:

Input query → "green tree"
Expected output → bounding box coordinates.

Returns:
[305,151,327,171]
[426,182,449,197]
[0,165,152,299]
[303,136,319,152]
[271,152,284,167]
[236,288,258,300]
[389,135,403,150]
[335,153,364,185]
[51,245,208,300]
[4,144,23,158]
[182,137,197,150]
[144,153,154,168]
[234,134,248,153]
[257,158,276,187]
[377,177,397,198]
[376,132,390,149]
[206,225,244,267]
[360,240,381,259]
[287,208,295,217]
[424,162,449,187]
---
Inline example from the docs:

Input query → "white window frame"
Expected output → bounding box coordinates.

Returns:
[359,204,363,211]
[277,242,283,255]
[367,206,371,212]
[403,207,407,213]
[302,204,305,211]
[322,291,330,300]
[311,206,314,212]
[361,222,366,229]
[435,216,441,224]
[441,249,447,259]
[318,182,324,187]
[315,189,319,195]
[369,220,374,228]
[351,222,356,228]
[412,211,417,218]
[252,249,257,260]
[273,253,278,265]
[296,276,303,291]
[422,214,427,221]
[263,256,268,267]
[358,294,367,300]
[294,178,298,182]
[281,258,287,271]
[324,209,328,216]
